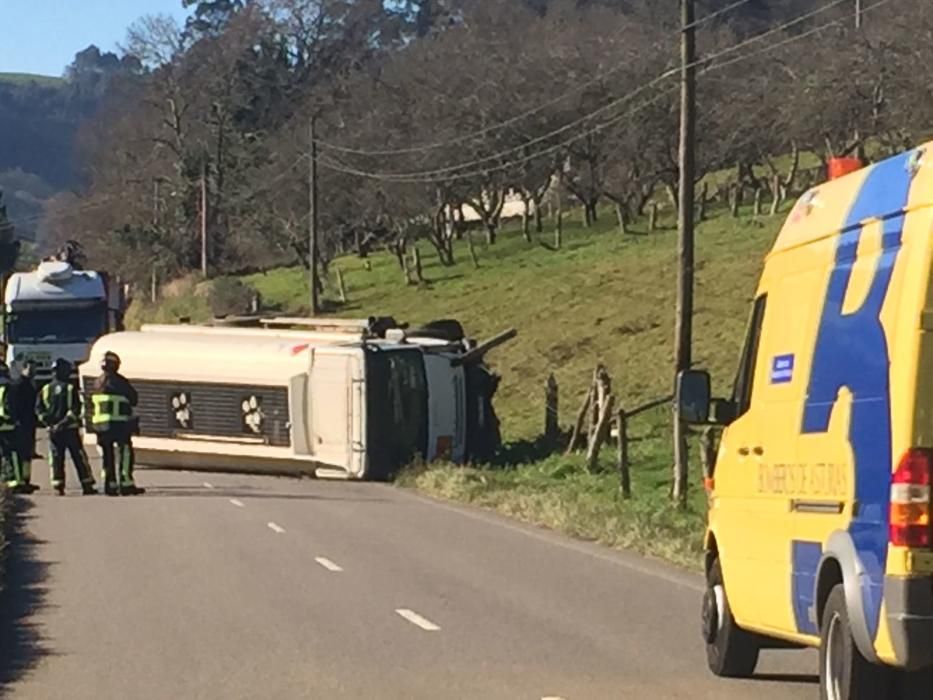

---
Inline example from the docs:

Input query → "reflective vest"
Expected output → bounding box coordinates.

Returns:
[91,393,132,432]
[40,382,81,430]
[0,386,13,432]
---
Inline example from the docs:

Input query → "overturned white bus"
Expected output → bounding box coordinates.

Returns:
[80,318,512,480]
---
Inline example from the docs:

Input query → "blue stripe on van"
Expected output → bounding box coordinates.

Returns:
[800,150,914,640]
[792,540,823,636]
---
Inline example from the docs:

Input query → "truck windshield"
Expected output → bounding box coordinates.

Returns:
[365,348,429,480]
[7,306,107,344]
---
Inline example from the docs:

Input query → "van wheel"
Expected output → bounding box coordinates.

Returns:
[819,585,892,700]
[703,559,759,677]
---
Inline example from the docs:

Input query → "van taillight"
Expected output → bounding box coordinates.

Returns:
[890,449,932,548]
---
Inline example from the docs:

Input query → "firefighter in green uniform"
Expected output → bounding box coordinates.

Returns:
[91,351,144,496]
[0,361,30,493]
[37,359,96,496]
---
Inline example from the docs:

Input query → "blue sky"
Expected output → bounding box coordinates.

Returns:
[0,1,191,77]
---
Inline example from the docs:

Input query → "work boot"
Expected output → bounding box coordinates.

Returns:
[10,484,30,495]
[82,484,97,496]
[122,485,146,496]
[54,484,65,496]
[22,483,39,494]
[104,485,119,497]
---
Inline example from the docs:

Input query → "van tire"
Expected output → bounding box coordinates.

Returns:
[819,585,893,700]
[704,559,760,678]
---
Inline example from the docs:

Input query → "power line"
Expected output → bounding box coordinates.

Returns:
[316,0,754,158]
[316,0,885,185]
[315,0,856,181]
[317,0,846,162]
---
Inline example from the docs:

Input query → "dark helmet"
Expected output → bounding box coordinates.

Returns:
[101,351,121,372]
[52,358,72,380]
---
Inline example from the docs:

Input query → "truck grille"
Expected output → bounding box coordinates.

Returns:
[82,379,291,447]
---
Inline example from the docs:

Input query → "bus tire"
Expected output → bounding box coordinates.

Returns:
[819,584,893,700]
[703,558,760,678]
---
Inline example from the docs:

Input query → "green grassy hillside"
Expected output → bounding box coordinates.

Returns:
[134,206,779,440]
[131,205,783,568]
[0,72,64,87]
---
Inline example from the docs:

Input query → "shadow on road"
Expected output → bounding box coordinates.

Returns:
[0,496,55,691]
[753,673,819,685]
[141,486,391,503]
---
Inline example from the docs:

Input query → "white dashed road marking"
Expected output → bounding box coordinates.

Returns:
[395,609,440,632]
[229,499,245,508]
[268,522,286,534]
[315,557,343,572]
[203,482,214,489]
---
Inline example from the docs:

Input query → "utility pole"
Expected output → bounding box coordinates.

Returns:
[308,116,320,316]
[673,0,696,508]
[153,178,162,303]
[855,0,862,29]
[200,161,208,278]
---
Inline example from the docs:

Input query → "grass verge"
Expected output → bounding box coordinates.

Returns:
[398,408,708,570]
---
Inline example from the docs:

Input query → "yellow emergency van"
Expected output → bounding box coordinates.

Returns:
[677,143,933,699]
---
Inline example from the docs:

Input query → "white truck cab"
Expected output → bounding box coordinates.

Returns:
[4,260,123,380]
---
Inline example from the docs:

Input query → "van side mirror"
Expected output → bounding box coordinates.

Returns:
[675,370,711,424]
[709,398,737,425]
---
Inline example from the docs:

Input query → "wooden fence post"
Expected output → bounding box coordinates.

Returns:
[618,407,630,498]
[586,394,615,473]
[412,246,424,283]
[545,374,559,442]
[566,386,593,455]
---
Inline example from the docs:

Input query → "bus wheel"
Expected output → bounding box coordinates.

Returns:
[819,585,892,700]
[703,559,759,678]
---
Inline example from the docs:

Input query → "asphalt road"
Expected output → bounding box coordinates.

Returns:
[0,465,818,700]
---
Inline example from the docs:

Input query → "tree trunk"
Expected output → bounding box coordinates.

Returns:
[615,203,627,235]
[466,230,480,269]
[769,175,779,216]
[534,202,543,233]
[730,185,741,218]
[697,182,708,222]
[485,222,497,246]
[521,196,532,243]
[753,188,763,216]
[649,202,659,232]
[555,197,563,250]
[412,246,424,283]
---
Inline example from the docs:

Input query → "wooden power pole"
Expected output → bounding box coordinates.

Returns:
[855,0,862,28]
[200,161,208,278]
[673,0,696,508]
[309,117,320,316]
